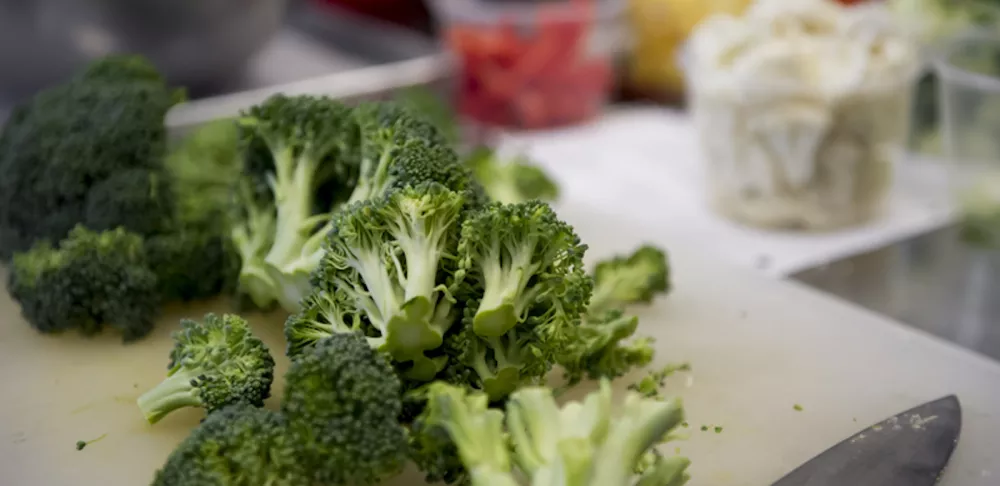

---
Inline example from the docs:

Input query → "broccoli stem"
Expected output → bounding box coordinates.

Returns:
[265,150,316,270]
[348,149,393,204]
[474,241,542,337]
[136,368,202,425]
[588,397,685,486]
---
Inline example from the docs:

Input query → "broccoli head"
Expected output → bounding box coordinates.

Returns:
[231,94,358,311]
[589,245,670,315]
[136,313,275,424]
[152,402,298,486]
[283,287,371,358]
[84,168,175,237]
[315,183,467,380]
[145,229,239,302]
[465,147,560,205]
[282,333,409,485]
[8,226,159,342]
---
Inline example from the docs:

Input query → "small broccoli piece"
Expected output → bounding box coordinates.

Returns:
[459,201,591,338]
[232,94,358,311]
[560,310,656,388]
[394,87,461,146]
[282,333,409,485]
[145,229,239,302]
[136,313,275,424]
[8,226,159,341]
[507,380,689,486]
[164,119,242,226]
[422,383,519,486]
[283,287,374,358]
[152,402,298,486]
[465,147,559,205]
[589,245,670,315]
[315,183,466,380]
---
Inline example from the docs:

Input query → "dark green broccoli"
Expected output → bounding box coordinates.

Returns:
[8,226,159,342]
[282,333,409,485]
[151,402,298,486]
[308,183,467,380]
[136,313,275,424]
[589,245,670,315]
[0,58,182,257]
[145,229,239,302]
[163,119,242,227]
[84,168,175,237]
[465,147,559,205]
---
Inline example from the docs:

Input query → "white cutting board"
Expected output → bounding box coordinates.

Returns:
[1,204,999,486]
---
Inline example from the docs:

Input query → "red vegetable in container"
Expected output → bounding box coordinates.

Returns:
[439,0,614,129]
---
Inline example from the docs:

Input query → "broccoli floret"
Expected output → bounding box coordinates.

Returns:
[145,229,239,302]
[282,333,409,485]
[0,60,181,257]
[589,245,670,315]
[560,310,656,388]
[283,287,374,358]
[459,201,590,337]
[136,313,275,424]
[465,147,559,205]
[164,119,242,226]
[425,380,690,486]
[315,183,466,380]
[421,383,518,486]
[152,402,298,486]
[231,94,358,311]
[8,226,159,341]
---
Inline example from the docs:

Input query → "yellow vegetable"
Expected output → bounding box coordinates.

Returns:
[626,0,754,97]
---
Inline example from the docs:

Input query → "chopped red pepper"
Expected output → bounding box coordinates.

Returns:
[445,0,612,130]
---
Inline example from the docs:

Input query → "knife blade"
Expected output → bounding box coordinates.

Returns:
[771,395,962,486]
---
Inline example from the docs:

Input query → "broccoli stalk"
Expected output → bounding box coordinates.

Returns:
[422,383,521,486]
[460,201,591,338]
[317,183,465,380]
[136,314,275,424]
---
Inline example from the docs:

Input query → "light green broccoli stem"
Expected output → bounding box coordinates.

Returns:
[588,395,686,486]
[589,264,653,315]
[232,186,279,309]
[348,143,395,204]
[263,145,324,272]
[469,333,525,401]
[136,367,202,424]
[474,238,544,337]
[635,456,692,486]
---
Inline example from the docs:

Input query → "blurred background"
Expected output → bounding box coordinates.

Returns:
[3,0,1000,359]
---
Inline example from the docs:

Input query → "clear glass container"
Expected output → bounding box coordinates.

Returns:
[429,0,621,130]
[684,1,921,231]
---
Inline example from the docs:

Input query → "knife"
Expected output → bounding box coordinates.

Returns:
[771,395,962,486]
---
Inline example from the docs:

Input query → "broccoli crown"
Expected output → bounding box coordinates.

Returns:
[76,54,168,86]
[164,119,242,226]
[458,201,591,338]
[281,333,408,485]
[348,102,474,205]
[152,402,299,486]
[590,245,670,315]
[316,183,467,380]
[465,148,559,205]
[136,313,275,424]
[8,225,159,341]
[232,94,359,311]
[0,61,179,257]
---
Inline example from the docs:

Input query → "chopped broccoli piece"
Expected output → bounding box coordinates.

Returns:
[83,168,175,237]
[424,380,690,486]
[589,245,670,315]
[145,229,239,302]
[282,334,409,485]
[422,383,519,486]
[151,403,298,486]
[459,201,591,338]
[8,226,160,342]
[136,313,275,424]
[465,147,560,204]
[283,287,370,357]
[313,183,466,380]
[164,119,242,226]
[560,310,656,387]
